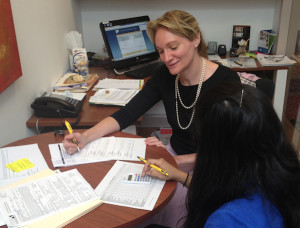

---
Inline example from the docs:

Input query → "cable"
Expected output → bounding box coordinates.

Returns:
[35,118,41,134]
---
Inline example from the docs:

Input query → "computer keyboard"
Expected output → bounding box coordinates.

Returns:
[125,62,162,79]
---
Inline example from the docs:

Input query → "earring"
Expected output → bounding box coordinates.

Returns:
[195,44,198,48]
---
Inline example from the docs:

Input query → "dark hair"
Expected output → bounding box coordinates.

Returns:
[185,82,300,227]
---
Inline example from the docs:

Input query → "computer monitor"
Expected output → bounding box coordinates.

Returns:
[99,16,159,74]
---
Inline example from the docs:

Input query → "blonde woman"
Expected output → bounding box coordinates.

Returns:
[64,10,240,227]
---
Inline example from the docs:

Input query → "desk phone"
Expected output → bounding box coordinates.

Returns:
[31,92,84,118]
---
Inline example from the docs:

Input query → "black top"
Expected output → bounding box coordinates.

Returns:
[111,64,240,155]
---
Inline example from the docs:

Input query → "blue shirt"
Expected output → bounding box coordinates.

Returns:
[204,193,284,228]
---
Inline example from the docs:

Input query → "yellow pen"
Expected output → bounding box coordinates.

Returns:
[65,121,80,152]
[137,156,168,176]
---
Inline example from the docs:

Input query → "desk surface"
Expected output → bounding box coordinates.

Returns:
[1,130,177,228]
[26,60,289,129]
[222,53,288,71]
[26,66,128,129]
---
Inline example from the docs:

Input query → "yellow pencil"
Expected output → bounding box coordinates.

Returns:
[65,121,80,152]
[137,156,168,176]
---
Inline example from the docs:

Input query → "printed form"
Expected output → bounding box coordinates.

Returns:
[49,136,146,167]
[95,161,165,211]
[89,88,139,106]
[0,144,49,188]
[0,169,101,228]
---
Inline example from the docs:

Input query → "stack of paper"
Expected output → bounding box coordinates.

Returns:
[53,73,99,92]
[256,53,296,66]
[49,136,146,167]
[0,169,102,228]
[93,78,144,91]
[95,161,165,211]
[0,144,49,188]
[89,88,139,106]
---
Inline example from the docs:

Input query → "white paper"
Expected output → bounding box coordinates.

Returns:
[0,144,49,188]
[94,78,144,90]
[89,88,139,106]
[0,213,5,226]
[229,57,257,68]
[52,91,86,101]
[256,53,296,66]
[0,169,100,227]
[49,137,146,167]
[95,161,165,210]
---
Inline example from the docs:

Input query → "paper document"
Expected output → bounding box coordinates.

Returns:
[95,161,165,210]
[0,169,102,228]
[89,88,139,106]
[49,136,146,167]
[230,57,257,68]
[52,91,86,101]
[256,53,296,66]
[94,78,144,90]
[0,144,49,188]
[219,57,257,68]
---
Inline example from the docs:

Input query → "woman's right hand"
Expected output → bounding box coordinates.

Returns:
[62,132,88,154]
[141,158,187,183]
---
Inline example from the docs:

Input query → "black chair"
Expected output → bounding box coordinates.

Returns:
[256,78,275,101]
[239,75,275,101]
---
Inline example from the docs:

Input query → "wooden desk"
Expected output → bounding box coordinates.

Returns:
[1,130,177,228]
[26,66,141,130]
[26,59,289,130]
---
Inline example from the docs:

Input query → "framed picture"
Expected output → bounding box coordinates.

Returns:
[232,25,251,50]
[0,0,22,93]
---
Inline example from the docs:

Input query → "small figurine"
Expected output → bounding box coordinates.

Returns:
[236,39,250,56]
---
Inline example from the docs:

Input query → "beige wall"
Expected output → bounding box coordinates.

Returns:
[0,0,81,146]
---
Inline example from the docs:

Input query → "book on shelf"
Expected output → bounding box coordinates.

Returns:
[89,88,139,106]
[0,169,103,228]
[257,30,276,54]
[53,73,99,92]
[256,53,296,66]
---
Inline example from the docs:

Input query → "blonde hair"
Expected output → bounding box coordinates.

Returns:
[147,10,207,58]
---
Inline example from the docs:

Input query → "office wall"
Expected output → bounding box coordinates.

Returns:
[0,0,82,147]
[0,0,287,146]
[286,0,300,56]
[79,0,278,127]
[79,0,276,54]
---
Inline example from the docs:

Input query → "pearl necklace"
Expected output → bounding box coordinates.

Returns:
[175,57,206,130]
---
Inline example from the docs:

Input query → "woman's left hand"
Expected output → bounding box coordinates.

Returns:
[141,158,186,182]
[144,136,166,149]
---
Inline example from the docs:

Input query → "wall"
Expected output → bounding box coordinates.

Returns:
[0,0,81,147]
[273,0,293,54]
[79,0,278,128]
[0,0,289,146]
[286,0,300,56]
[80,0,277,54]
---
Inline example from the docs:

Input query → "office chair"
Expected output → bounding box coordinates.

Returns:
[238,73,275,101]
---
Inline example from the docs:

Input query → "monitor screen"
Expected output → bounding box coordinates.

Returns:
[100,16,159,71]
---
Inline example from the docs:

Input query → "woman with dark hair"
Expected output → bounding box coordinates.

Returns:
[142,82,300,227]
